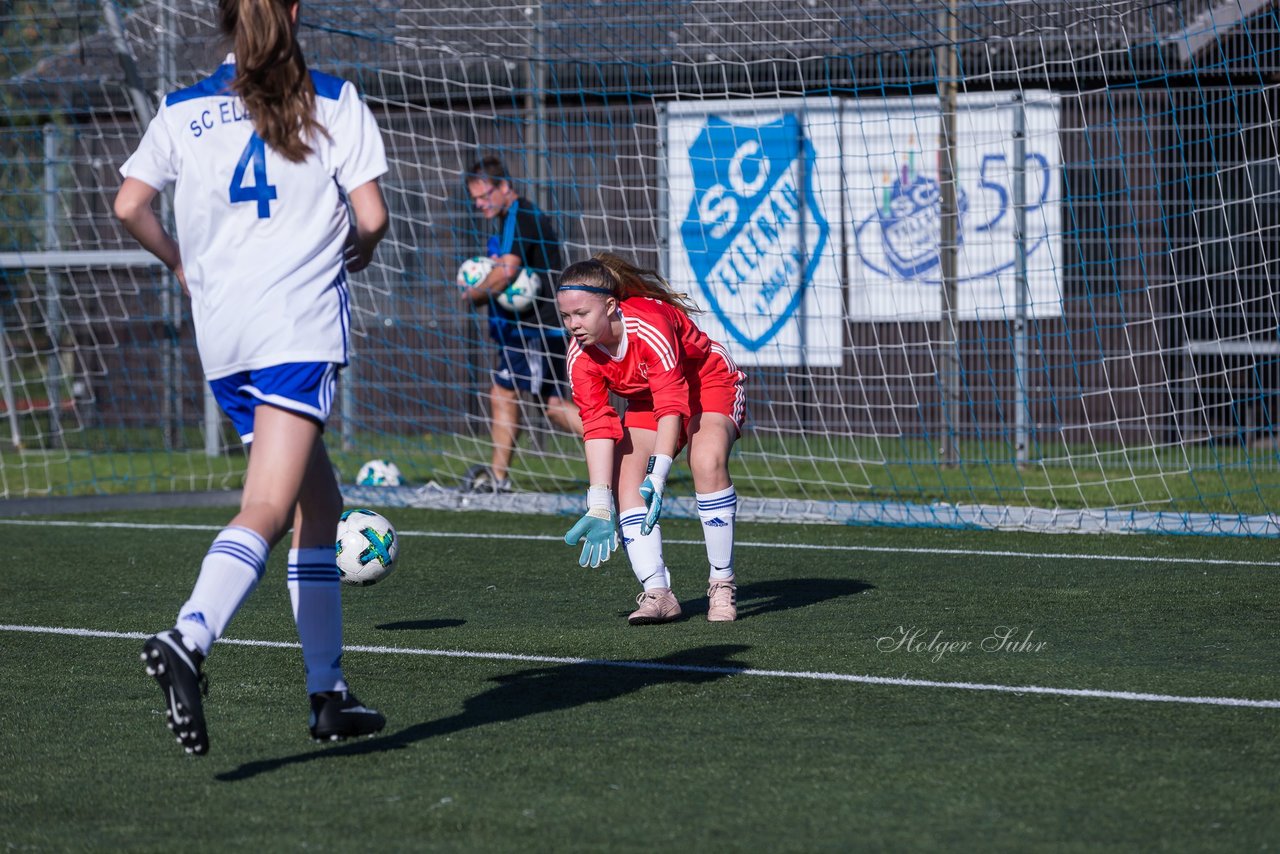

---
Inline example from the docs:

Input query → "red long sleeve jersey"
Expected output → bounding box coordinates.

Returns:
[566,297,719,442]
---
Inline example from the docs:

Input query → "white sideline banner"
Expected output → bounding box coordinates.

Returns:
[665,99,844,367]
[844,93,1063,320]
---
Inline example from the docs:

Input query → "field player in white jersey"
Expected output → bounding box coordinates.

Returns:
[114,0,390,755]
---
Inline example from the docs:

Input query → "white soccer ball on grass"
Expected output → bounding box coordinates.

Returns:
[356,458,402,487]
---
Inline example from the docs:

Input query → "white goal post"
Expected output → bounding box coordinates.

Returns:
[2,0,1278,536]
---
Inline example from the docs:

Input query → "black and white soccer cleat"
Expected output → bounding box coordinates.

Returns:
[309,690,386,742]
[140,629,210,756]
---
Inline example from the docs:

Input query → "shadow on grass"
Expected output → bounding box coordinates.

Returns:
[736,577,875,619]
[217,643,751,782]
[618,577,875,620]
[375,619,466,631]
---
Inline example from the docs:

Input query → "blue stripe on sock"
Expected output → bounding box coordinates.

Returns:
[209,542,267,579]
[697,497,737,510]
[289,571,340,583]
[288,565,339,574]
[619,512,647,527]
[226,526,270,550]
[210,541,263,564]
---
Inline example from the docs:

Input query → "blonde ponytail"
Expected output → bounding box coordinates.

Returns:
[560,253,701,316]
[218,0,328,163]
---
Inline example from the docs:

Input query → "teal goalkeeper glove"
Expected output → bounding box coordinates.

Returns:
[564,486,619,568]
[638,454,673,535]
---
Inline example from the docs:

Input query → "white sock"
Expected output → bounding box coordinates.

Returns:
[288,547,349,695]
[697,486,737,581]
[176,526,269,656]
[620,509,670,590]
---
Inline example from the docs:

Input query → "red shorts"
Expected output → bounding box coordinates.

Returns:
[623,345,746,448]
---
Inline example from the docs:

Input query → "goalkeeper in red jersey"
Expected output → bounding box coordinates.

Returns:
[557,253,746,624]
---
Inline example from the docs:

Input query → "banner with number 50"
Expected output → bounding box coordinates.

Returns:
[844,93,1063,320]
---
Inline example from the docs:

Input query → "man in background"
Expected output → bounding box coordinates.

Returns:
[460,156,582,491]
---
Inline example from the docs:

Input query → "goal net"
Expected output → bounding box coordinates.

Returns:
[3,0,1279,534]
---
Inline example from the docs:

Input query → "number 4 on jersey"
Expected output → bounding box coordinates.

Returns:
[229,133,278,218]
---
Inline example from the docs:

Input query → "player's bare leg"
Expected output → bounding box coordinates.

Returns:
[232,404,321,543]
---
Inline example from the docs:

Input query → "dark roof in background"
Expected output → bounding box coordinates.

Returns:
[4,0,1278,116]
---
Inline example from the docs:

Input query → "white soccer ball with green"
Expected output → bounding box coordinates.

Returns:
[456,255,494,288]
[496,268,541,313]
[335,509,398,586]
[456,256,539,313]
[356,458,402,487]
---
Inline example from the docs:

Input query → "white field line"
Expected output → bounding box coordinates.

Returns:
[1,517,1277,567]
[2,623,1278,710]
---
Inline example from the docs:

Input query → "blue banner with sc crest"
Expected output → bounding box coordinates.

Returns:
[667,104,844,367]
